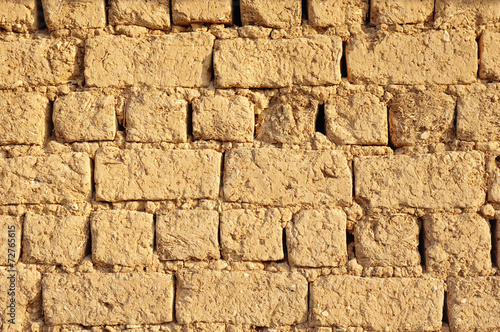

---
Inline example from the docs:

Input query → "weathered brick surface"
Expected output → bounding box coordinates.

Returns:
[223,148,352,206]
[241,0,301,28]
[480,31,500,82]
[0,37,82,89]
[95,147,221,202]
[435,0,500,28]
[325,92,388,145]
[23,212,88,266]
[310,276,444,330]
[220,209,283,261]
[109,0,171,30]
[370,0,434,25]
[347,30,477,85]
[193,95,254,142]
[457,91,500,141]
[41,0,106,30]
[91,210,154,267]
[0,153,92,205]
[85,33,215,88]
[354,152,486,209]
[0,0,38,32]
[447,277,500,332]
[125,92,188,143]
[156,210,219,261]
[42,272,174,325]
[355,214,420,267]
[176,270,308,326]
[424,213,492,277]
[0,215,21,266]
[286,209,347,267]
[214,36,342,88]
[308,0,369,28]
[172,0,232,25]
[0,92,50,146]
[389,91,455,147]
[53,91,116,142]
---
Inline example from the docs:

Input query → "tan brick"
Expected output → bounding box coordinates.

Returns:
[176,270,308,326]
[214,36,342,88]
[424,213,492,277]
[0,92,50,146]
[53,91,116,143]
[326,92,388,145]
[172,0,232,24]
[223,148,352,206]
[0,153,91,205]
[389,91,455,147]
[156,210,219,261]
[109,0,171,30]
[95,147,221,202]
[447,277,500,332]
[23,212,88,266]
[370,0,434,25]
[286,209,347,267]
[91,210,153,267]
[347,30,477,85]
[85,33,215,88]
[0,37,82,89]
[193,95,254,142]
[42,272,174,325]
[354,152,486,209]
[457,91,500,141]
[489,153,500,203]
[256,94,318,144]
[241,0,301,28]
[310,276,444,330]
[0,216,21,266]
[480,31,500,82]
[0,0,38,32]
[221,209,283,261]
[308,0,368,28]
[355,214,420,267]
[125,92,188,143]
[435,0,500,28]
[41,0,106,30]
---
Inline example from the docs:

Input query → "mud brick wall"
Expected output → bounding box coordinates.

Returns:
[1,0,500,331]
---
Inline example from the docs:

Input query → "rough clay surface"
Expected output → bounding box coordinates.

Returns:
[435,0,500,28]
[172,0,232,25]
[109,0,171,30]
[480,31,500,81]
[41,0,106,31]
[0,0,38,32]
[308,0,368,28]
[0,215,22,265]
[457,90,500,142]
[241,0,301,28]
[370,0,434,25]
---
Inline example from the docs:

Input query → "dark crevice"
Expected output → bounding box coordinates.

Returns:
[347,230,355,260]
[491,219,497,268]
[117,119,126,132]
[351,160,355,200]
[366,0,371,26]
[153,214,157,252]
[477,35,481,79]
[282,227,288,263]
[254,114,259,139]
[418,217,426,271]
[172,274,177,322]
[341,41,348,78]
[104,0,110,26]
[217,213,222,259]
[315,104,326,135]
[37,0,47,30]
[232,0,242,26]
[453,100,458,140]
[443,291,449,324]
[219,152,225,195]
[495,156,500,169]
[301,0,308,22]
[387,104,396,150]
[187,103,193,139]
[46,100,55,143]
[85,216,92,257]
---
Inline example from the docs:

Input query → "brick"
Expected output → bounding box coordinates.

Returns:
[0,37,82,89]
[347,30,477,85]
[0,216,21,266]
[435,0,500,28]
[42,272,174,325]
[308,0,368,28]
[0,0,38,32]
[193,95,254,143]
[286,209,347,267]
[355,214,420,267]
[424,213,492,277]
[0,153,91,205]
[325,92,388,145]
[0,92,50,145]
[457,91,500,142]
[223,148,352,206]
[389,91,455,147]
[23,212,88,266]
[85,33,215,88]
[53,91,116,143]
[480,31,500,82]
[176,270,308,326]
[91,210,154,267]
[447,277,500,331]
[41,0,106,30]
[109,0,171,30]
[354,152,485,209]
[95,147,221,202]
[310,275,444,330]
[220,209,283,261]
[241,0,301,28]
[214,36,342,88]
[125,92,188,143]
[172,0,232,25]
[256,94,318,144]
[156,210,219,261]
[370,0,434,25]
